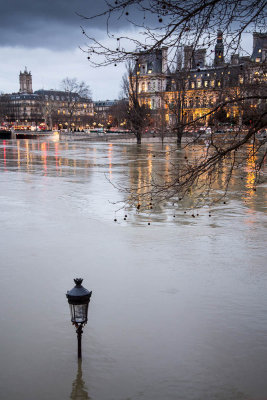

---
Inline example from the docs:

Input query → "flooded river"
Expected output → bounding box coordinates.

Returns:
[0,138,266,400]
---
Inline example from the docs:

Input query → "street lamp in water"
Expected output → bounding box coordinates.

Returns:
[66,278,92,359]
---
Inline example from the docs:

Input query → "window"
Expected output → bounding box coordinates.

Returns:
[191,82,195,89]
[197,80,202,88]
[217,81,221,87]
[204,81,208,87]
[211,80,215,87]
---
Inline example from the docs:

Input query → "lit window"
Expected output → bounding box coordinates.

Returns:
[197,81,201,88]
[218,81,221,87]
[259,49,262,53]
[211,80,215,87]
[191,82,195,88]
[256,58,260,62]
[204,81,208,87]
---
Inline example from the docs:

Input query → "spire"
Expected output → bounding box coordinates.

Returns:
[214,30,224,66]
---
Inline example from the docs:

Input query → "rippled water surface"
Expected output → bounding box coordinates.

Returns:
[0,138,266,400]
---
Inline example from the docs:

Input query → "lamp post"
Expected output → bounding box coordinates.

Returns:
[66,278,92,359]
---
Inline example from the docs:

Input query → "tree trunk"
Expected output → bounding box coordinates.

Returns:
[176,127,183,145]
[136,131,142,144]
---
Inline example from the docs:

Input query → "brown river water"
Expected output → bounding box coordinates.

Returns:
[0,137,266,400]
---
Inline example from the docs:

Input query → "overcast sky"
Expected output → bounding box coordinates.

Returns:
[0,0,132,100]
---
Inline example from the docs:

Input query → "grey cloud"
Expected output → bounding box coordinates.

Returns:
[0,0,122,49]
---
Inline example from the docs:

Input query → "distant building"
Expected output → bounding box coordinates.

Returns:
[93,99,120,126]
[0,72,94,129]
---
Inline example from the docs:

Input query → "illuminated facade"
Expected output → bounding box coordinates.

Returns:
[135,32,267,127]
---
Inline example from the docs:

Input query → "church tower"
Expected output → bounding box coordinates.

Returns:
[214,31,224,66]
[19,67,33,93]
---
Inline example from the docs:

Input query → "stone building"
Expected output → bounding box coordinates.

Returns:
[19,67,33,94]
[1,72,94,129]
[134,31,267,127]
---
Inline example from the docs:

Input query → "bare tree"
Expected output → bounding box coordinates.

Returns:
[81,0,266,65]
[122,61,152,144]
[60,78,92,131]
[108,99,129,128]
[163,69,189,145]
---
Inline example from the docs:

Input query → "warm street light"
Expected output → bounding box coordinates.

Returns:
[66,278,92,359]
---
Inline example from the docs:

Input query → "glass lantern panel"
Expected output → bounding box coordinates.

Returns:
[70,303,88,324]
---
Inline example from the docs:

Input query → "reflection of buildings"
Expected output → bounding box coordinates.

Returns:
[70,361,90,400]
[0,68,94,129]
[134,32,267,125]
[125,142,267,210]
[0,140,94,176]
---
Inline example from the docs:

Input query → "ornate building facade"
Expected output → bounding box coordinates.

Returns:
[134,32,267,128]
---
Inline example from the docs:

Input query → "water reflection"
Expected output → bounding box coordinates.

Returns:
[0,138,265,220]
[70,361,90,400]
[0,138,266,400]
[124,142,266,214]
[0,139,95,178]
